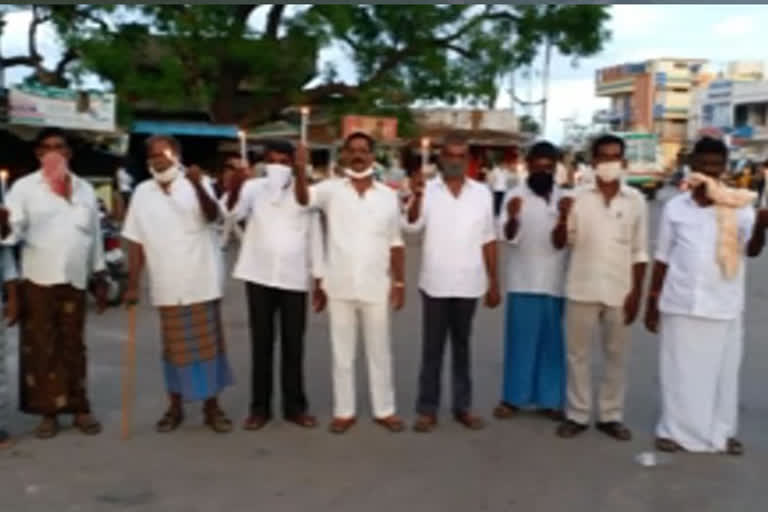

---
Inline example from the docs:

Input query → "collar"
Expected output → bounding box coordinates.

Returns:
[589,181,630,197]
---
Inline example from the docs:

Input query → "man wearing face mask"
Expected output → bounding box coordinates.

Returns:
[552,134,649,441]
[493,141,569,422]
[0,127,108,439]
[294,132,406,435]
[225,140,325,431]
[645,137,768,455]
[122,135,235,434]
[404,133,501,433]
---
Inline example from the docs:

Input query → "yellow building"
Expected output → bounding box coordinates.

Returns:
[595,58,707,169]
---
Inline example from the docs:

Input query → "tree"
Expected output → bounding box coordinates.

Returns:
[3,5,611,127]
[518,114,541,136]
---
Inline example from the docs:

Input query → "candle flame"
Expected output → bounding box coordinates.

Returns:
[238,130,246,138]
[421,137,430,148]
[300,106,310,116]
[0,169,8,180]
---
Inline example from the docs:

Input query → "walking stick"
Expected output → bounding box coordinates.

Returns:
[121,305,137,440]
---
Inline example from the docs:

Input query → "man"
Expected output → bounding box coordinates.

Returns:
[404,133,501,433]
[494,141,568,421]
[0,247,18,447]
[488,161,511,217]
[294,132,406,434]
[552,134,648,441]
[225,140,324,431]
[123,135,235,434]
[645,137,768,455]
[1,127,108,439]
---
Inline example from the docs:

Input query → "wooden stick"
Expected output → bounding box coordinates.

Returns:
[121,305,137,440]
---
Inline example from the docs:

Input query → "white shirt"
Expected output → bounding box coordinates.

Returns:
[229,177,324,292]
[117,168,133,193]
[566,184,649,307]
[500,184,569,297]
[404,177,495,298]
[490,167,509,192]
[308,177,403,303]
[4,171,105,290]
[656,193,755,320]
[122,175,223,306]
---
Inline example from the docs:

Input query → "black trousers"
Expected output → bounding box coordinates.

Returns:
[246,283,308,418]
[416,293,478,416]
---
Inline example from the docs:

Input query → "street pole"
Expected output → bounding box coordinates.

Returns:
[541,37,552,137]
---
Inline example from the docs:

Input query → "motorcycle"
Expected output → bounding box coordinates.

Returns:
[98,200,127,306]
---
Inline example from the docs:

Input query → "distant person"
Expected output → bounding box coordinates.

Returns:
[552,134,648,441]
[405,133,501,433]
[123,135,235,434]
[494,141,568,421]
[489,163,511,216]
[645,137,768,455]
[1,127,108,439]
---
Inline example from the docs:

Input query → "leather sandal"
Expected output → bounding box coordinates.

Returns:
[35,416,60,439]
[204,408,233,434]
[374,415,405,433]
[655,437,684,453]
[556,419,588,439]
[538,409,565,422]
[596,421,632,441]
[328,417,356,434]
[493,403,519,420]
[156,409,184,433]
[285,413,317,429]
[73,414,103,436]
[243,415,270,431]
[454,412,486,430]
[413,414,438,433]
[726,438,744,456]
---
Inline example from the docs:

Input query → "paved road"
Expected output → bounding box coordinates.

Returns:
[2,186,768,511]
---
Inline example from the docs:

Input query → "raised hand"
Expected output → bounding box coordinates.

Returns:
[506,196,523,218]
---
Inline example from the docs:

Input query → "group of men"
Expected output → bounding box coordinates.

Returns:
[0,126,764,458]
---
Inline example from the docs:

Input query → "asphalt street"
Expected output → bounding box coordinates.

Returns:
[2,186,768,511]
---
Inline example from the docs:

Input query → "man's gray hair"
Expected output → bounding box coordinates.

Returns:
[146,134,182,156]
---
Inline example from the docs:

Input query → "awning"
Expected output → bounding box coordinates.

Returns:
[131,120,238,138]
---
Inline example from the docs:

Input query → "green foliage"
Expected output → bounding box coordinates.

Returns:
[6,4,611,127]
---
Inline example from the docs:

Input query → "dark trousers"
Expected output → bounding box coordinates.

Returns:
[246,283,308,418]
[493,191,505,217]
[416,292,478,416]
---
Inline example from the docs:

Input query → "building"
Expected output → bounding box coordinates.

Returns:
[688,78,768,161]
[595,58,707,168]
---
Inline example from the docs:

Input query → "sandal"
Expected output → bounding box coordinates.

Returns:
[726,438,744,456]
[538,409,565,422]
[413,414,437,433]
[156,409,184,433]
[74,414,102,436]
[35,416,60,440]
[556,419,588,439]
[655,437,684,453]
[204,408,233,434]
[596,421,632,441]
[493,403,519,420]
[374,415,405,433]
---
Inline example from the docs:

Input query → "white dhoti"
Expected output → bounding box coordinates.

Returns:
[328,298,396,419]
[656,313,743,452]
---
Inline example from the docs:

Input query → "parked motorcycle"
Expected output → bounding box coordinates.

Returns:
[98,200,127,306]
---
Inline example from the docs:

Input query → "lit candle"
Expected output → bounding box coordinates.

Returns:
[300,106,310,145]
[420,137,430,172]
[0,169,7,202]
[238,130,247,167]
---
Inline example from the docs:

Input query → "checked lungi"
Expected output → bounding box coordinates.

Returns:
[159,300,234,401]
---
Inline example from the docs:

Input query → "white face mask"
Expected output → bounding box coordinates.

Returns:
[345,167,374,179]
[150,163,180,184]
[595,161,623,183]
[264,163,292,189]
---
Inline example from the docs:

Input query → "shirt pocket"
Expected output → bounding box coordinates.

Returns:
[71,204,94,235]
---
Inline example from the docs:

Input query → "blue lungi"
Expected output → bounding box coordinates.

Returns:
[501,293,565,409]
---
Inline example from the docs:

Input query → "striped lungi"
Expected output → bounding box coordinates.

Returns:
[159,300,234,401]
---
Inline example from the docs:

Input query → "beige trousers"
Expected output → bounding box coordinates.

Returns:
[565,300,630,424]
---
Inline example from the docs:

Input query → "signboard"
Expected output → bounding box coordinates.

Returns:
[341,115,398,141]
[9,83,116,132]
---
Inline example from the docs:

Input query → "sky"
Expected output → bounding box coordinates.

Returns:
[2,4,768,142]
